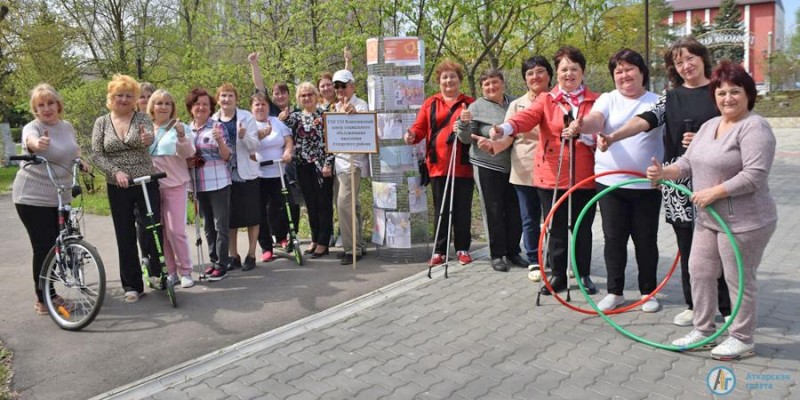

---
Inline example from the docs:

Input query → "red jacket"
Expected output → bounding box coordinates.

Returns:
[408,93,475,178]
[506,87,599,189]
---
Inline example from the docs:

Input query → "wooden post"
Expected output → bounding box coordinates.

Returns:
[350,154,357,269]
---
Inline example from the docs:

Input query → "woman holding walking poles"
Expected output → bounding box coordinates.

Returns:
[405,59,475,267]
[490,46,599,295]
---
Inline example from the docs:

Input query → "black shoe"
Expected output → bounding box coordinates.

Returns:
[303,244,317,255]
[340,253,363,265]
[540,276,567,296]
[581,276,597,295]
[505,254,528,268]
[229,255,241,270]
[311,248,330,259]
[242,255,256,271]
[491,257,509,272]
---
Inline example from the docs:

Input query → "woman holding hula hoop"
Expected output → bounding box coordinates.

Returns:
[570,49,664,312]
[647,61,777,360]
[600,37,731,327]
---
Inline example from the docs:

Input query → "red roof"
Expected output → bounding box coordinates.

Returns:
[667,0,783,12]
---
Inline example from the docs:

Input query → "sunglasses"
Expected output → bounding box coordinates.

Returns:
[333,83,348,89]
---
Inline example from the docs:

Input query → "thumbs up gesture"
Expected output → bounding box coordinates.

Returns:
[37,129,51,152]
[213,122,225,143]
[258,119,272,140]
[645,157,663,187]
[459,103,472,123]
[140,125,153,146]
[489,124,504,139]
[237,121,246,139]
[175,119,186,139]
[278,107,289,121]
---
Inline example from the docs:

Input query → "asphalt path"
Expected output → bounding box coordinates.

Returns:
[0,194,434,399]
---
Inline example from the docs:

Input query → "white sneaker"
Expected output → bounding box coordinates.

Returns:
[597,294,625,311]
[167,274,179,288]
[711,337,755,360]
[672,329,716,351]
[673,309,694,326]
[528,266,542,282]
[180,275,195,288]
[528,262,540,272]
[641,295,660,313]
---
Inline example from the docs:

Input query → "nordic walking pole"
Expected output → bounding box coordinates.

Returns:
[536,136,567,306]
[443,142,458,279]
[190,167,207,281]
[428,141,457,279]
[565,112,576,303]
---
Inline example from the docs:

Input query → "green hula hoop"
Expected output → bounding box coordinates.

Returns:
[571,178,744,351]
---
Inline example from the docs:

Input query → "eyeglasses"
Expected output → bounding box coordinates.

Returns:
[333,83,348,89]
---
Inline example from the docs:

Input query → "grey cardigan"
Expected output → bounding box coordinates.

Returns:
[456,95,514,173]
[675,112,777,233]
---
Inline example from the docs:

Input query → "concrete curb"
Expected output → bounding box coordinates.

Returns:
[89,247,489,400]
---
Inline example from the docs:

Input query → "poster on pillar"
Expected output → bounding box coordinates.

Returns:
[323,112,379,154]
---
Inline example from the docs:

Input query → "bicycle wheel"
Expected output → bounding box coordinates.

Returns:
[40,239,106,331]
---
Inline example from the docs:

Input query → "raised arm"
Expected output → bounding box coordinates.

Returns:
[598,116,651,151]
[248,52,267,94]
[344,46,353,72]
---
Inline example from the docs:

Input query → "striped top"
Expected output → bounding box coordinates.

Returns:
[12,119,80,207]
[191,119,231,192]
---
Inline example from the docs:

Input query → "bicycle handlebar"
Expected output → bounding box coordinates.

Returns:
[10,154,40,162]
[129,172,168,186]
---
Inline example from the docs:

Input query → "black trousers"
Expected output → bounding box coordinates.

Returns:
[296,163,334,246]
[431,176,473,254]
[258,177,289,251]
[597,184,661,295]
[673,224,731,315]
[107,182,163,294]
[16,204,59,302]
[475,167,521,258]
[538,188,596,279]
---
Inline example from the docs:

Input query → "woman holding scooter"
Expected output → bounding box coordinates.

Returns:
[147,89,196,289]
[251,92,294,262]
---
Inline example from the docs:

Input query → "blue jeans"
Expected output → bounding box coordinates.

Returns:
[514,184,541,263]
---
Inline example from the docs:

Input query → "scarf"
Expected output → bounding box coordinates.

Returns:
[552,85,585,107]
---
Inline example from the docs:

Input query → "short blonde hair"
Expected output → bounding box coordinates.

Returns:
[146,89,177,121]
[106,74,140,110]
[29,83,65,118]
[215,83,239,103]
[295,82,319,104]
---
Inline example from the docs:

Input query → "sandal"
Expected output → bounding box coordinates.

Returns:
[35,301,48,316]
[124,291,140,303]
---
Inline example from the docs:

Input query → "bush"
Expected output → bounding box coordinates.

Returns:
[10,127,21,143]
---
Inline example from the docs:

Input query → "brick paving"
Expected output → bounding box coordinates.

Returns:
[95,128,800,400]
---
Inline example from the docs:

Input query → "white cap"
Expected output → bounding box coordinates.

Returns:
[332,70,355,84]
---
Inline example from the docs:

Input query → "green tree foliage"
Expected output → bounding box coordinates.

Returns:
[3,0,677,127]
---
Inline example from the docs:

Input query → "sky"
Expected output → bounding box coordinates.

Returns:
[786,0,799,37]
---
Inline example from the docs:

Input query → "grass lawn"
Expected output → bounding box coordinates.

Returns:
[0,343,15,400]
[0,167,17,193]
[755,90,800,118]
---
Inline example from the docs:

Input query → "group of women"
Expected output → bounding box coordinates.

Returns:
[13,35,776,360]
[409,36,774,361]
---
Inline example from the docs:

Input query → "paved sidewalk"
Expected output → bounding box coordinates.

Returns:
[96,129,800,400]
